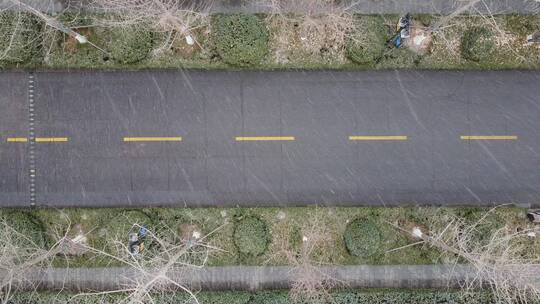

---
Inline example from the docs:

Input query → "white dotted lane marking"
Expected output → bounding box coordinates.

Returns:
[28,73,36,206]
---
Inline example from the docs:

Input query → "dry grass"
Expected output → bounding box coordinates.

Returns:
[263,0,356,65]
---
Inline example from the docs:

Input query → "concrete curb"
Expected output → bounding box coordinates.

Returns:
[8,265,474,292]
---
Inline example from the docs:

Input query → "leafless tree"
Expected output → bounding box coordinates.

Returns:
[72,222,225,304]
[389,207,540,304]
[268,211,342,303]
[0,217,68,303]
[426,0,532,62]
[260,0,356,63]
[88,0,213,52]
[0,210,224,304]
[430,0,482,32]
[1,0,98,64]
[0,1,42,63]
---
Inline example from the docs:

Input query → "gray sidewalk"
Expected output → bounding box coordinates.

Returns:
[1,0,539,14]
[12,265,473,292]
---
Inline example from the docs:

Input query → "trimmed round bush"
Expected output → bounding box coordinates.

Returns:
[346,17,388,65]
[0,12,42,64]
[108,25,154,64]
[343,218,381,258]
[233,216,270,256]
[212,14,269,67]
[460,27,495,62]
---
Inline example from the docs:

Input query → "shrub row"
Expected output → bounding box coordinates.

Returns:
[8,290,496,304]
[1,11,511,68]
[0,208,398,263]
[0,212,407,263]
[231,215,389,260]
[1,207,508,266]
[100,16,497,67]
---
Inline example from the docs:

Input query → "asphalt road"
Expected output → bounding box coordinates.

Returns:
[0,70,539,207]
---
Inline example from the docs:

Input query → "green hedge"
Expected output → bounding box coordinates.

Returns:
[8,290,496,304]
[248,290,496,304]
[212,14,269,67]
[0,12,42,65]
[233,216,270,256]
[346,17,388,65]
[343,218,381,258]
[249,291,289,304]
[106,25,154,64]
[460,27,495,62]
[332,290,495,304]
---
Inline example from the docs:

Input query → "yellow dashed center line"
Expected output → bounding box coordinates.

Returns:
[5,134,521,144]
[124,137,183,142]
[235,136,295,141]
[35,137,69,142]
[461,135,517,140]
[7,137,69,143]
[349,135,408,141]
[7,137,28,143]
